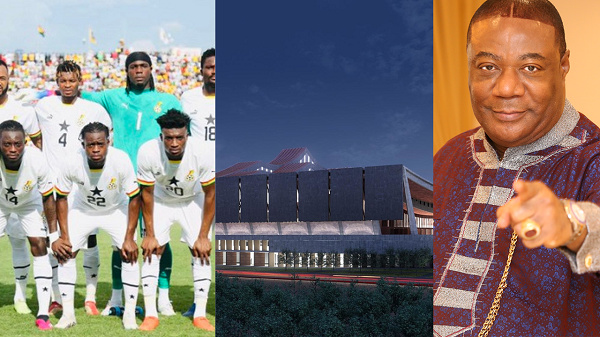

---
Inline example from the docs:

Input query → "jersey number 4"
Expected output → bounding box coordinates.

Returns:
[58,133,67,147]
[5,194,17,205]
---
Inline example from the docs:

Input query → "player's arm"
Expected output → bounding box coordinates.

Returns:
[30,133,42,149]
[52,194,72,262]
[193,181,215,265]
[80,91,106,108]
[140,184,159,262]
[122,189,141,264]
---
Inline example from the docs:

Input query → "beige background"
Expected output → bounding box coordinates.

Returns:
[433,0,600,154]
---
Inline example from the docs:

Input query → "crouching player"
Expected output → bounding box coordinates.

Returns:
[0,120,55,330]
[52,122,141,329]
[137,109,215,331]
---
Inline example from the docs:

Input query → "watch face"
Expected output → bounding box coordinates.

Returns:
[571,203,586,223]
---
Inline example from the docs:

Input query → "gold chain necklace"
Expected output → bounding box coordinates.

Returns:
[478,231,518,337]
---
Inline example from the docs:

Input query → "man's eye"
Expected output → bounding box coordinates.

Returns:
[524,65,539,72]
[480,65,495,71]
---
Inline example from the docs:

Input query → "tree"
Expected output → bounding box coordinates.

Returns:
[316,252,325,270]
[302,251,311,270]
[292,251,300,269]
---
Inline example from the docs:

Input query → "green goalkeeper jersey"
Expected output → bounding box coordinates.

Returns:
[83,88,181,168]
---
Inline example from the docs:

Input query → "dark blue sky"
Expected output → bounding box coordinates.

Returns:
[216,0,433,181]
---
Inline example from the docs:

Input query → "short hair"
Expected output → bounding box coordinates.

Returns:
[156,109,191,130]
[0,58,7,71]
[201,48,215,69]
[79,122,110,141]
[56,61,82,81]
[467,0,566,58]
[0,120,25,138]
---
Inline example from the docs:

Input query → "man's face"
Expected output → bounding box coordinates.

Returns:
[57,71,81,99]
[82,131,108,165]
[0,65,9,98]
[0,130,25,163]
[127,60,152,89]
[161,127,188,160]
[468,17,570,152]
[202,56,215,93]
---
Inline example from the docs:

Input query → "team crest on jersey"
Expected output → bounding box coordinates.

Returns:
[185,170,195,182]
[107,178,117,190]
[23,180,33,192]
[154,101,163,113]
[77,114,86,127]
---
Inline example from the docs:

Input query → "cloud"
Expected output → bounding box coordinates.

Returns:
[385,0,432,35]
[244,84,299,111]
[327,109,424,167]
[317,44,336,69]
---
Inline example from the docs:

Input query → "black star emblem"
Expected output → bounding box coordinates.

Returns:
[90,186,103,196]
[59,120,70,131]
[143,284,148,287]
[61,293,66,297]
[130,295,135,299]
[205,114,215,125]
[43,287,48,292]
[169,176,179,186]
[5,186,17,195]
[199,288,205,292]
[91,274,97,278]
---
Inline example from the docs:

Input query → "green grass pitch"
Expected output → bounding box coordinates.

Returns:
[0,226,215,336]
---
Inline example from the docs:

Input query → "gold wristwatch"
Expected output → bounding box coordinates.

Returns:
[562,199,586,246]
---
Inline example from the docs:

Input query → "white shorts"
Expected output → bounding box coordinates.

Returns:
[153,196,212,248]
[0,204,48,238]
[5,214,26,239]
[67,206,134,252]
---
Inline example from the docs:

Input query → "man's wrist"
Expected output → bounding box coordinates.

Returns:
[562,199,586,247]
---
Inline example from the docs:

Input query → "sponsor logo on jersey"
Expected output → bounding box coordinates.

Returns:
[23,180,33,192]
[185,170,195,182]
[77,114,86,127]
[154,101,163,113]
[107,177,117,190]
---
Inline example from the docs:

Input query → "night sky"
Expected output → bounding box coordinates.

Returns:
[216,0,432,181]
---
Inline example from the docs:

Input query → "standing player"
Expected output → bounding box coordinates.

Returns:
[0,120,56,330]
[137,109,215,331]
[0,58,43,315]
[82,51,181,316]
[180,47,215,317]
[36,60,112,315]
[53,123,140,330]
[181,48,215,142]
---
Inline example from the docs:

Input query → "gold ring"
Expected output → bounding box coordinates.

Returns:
[521,218,541,240]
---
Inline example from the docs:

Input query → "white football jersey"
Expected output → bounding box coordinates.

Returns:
[0,146,54,210]
[55,147,139,212]
[137,136,215,204]
[181,87,215,143]
[0,96,41,139]
[35,96,112,172]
